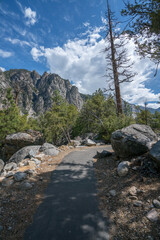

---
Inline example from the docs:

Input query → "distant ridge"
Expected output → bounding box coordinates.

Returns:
[103,93,160,115]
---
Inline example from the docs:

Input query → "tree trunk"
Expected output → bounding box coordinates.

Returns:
[107,0,123,116]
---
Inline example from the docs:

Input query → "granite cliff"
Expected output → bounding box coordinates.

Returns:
[0,69,83,116]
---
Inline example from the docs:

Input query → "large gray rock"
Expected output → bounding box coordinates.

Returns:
[3,130,43,160]
[0,159,4,172]
[149,140,160,166]
[40,143,59,156]
[111,124,158,158]
[9,146,41,163]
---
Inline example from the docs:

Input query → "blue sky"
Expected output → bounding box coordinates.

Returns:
[0,0,160,108]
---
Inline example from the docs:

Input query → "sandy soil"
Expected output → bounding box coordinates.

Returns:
[94,152,160,240]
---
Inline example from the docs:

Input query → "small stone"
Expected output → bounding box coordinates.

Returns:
[35,153,45,161]
[39,177,43,181]
[25,169,35,175]
[147,236,154,240]
[132,166,140,171]
[109,190,116,197]
[137,189,144,194]
[150,204,154,208]
[28,161,36,169]
[129,186,137,196]
[117,161,130,177]
[14,172,27,182]
[20,182,32,190]
[4,162,17,172]
[0,171,7,177]
[8,226,12,231]
[0,159,4,173]
[31,158,41,165]
[146,209,159,222]
[153,199,160,209]
[5,171,14,178]
[1,178,14,187]
[133,200,143,207]
[129,196,138,200]
[18,162,25,167]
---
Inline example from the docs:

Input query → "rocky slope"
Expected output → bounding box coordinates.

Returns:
[0,69,83,115]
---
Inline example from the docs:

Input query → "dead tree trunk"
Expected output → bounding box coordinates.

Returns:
[107,0,123,116]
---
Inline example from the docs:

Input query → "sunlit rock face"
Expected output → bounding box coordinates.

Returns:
[0,69,84,116]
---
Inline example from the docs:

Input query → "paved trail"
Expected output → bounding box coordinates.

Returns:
[24,146,112,240]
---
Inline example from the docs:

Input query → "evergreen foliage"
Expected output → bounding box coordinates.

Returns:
[73,89,134,142]
[136,108,160,130]
[121,0,160,68]
[41,90,78,145]
[1,88,159,146]
[0,89,28,142]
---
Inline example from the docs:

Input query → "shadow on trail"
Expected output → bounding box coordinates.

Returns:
[24,148,111,240]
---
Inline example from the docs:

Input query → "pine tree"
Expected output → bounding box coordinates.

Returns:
[0,89,28,142]
[121,0,160,72]
[41,90,78,145]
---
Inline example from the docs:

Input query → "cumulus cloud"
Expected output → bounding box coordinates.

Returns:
[30,47,45,61]
[30,24,160,108]
[0,49,13,58]
[24,7,37,26]
[0,67,6,72]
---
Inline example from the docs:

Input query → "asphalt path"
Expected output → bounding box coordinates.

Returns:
[24,146,112,240]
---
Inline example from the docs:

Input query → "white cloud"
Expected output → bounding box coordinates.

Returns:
[0,67,6,72]
[24,7,37,26]
[30,47,44,61]
[5,38,31,47]
[64,15,71,22]
[147,103,160,109]
[30,23,160,108]
[0,49,13,58]
[83,22,90,27]
[101,17,107,25]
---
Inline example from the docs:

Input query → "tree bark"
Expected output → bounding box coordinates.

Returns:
[107,0,123,116]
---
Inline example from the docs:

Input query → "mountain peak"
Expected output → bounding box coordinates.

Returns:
[0,69,83,116]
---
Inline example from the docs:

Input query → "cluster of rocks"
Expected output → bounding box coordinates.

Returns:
[108,124,160,224]
[0,142,60,188]
[108,185,160,223]
[2,130,43,160]
[110,124,160,174]
[70,135,105,148]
